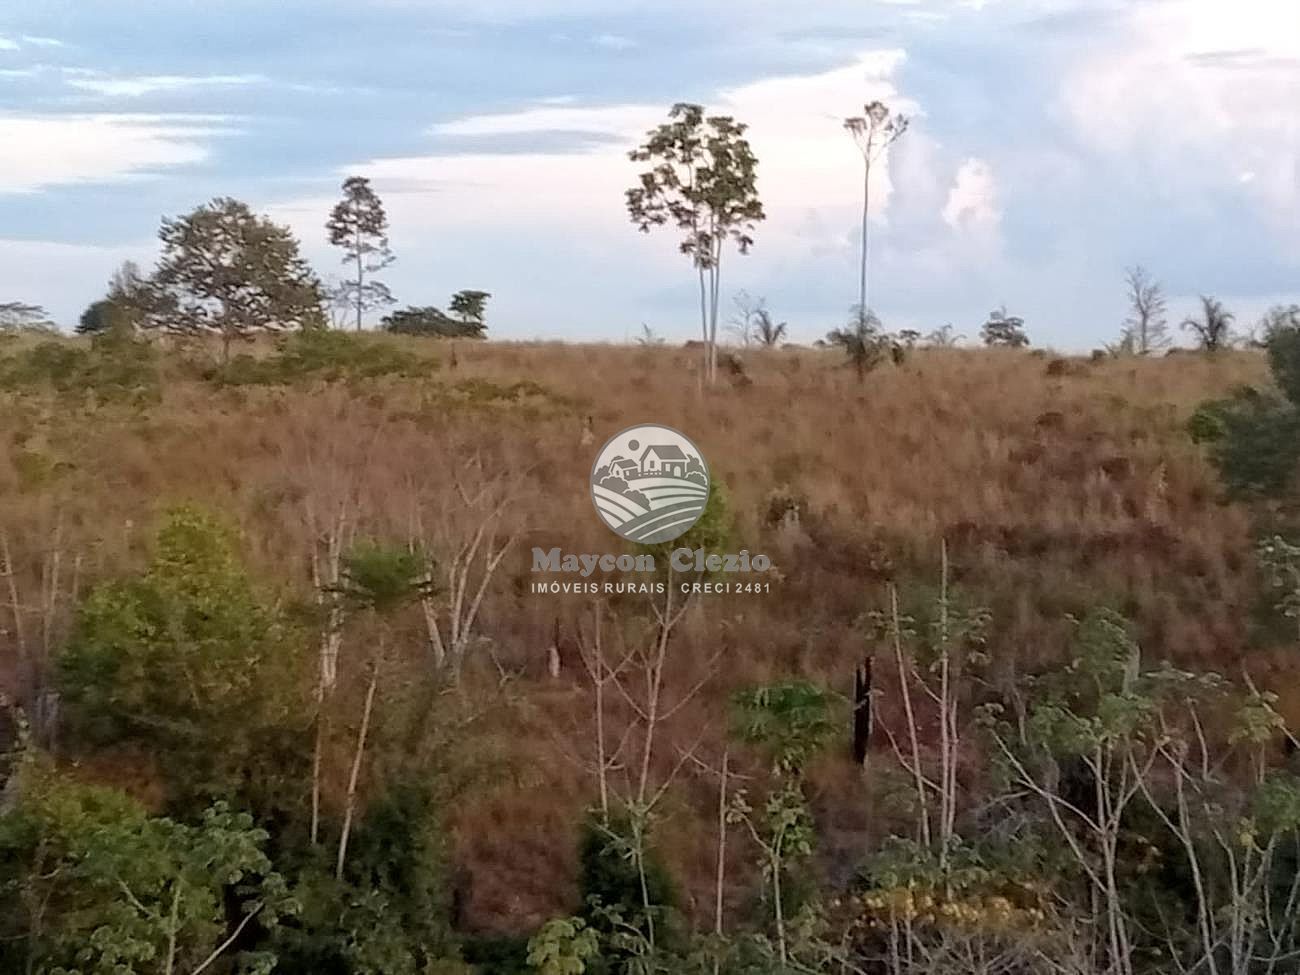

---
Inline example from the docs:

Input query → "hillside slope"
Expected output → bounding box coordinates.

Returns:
[0,336,1279,930]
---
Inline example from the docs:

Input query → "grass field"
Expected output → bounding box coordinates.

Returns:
[0,332,1285,931]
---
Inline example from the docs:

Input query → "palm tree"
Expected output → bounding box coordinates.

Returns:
[1182,295,1235,352]
[754,309,788,348]
[825,309,885,381]
[925,324,964,347]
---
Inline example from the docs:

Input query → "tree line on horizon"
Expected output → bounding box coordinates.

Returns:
[1,100,1297,375]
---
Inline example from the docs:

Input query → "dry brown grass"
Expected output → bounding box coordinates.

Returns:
[0,336,1283,931]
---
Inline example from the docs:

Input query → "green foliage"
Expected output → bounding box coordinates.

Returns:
[626,103,765,269]
[729,682,834,959]
[462,936,531,975]
[272,785,458,975]
[0,331,161,404]
[56,505,307,809]
[211,328,432,386]
[78,299,121,335]
[980,306,1030,348]
[339,540,431,614]
[11,447,74,491]
[731,682,836,774]
[0,763,294,975]
[626,103,765,380]
[383,305,487,339]
[1190,319,1300,499]
[574,811,679,972]
[635,481,732,579]
[1265,310,1300,406]
[148,197,325,361]
[449,290,491,328]
[526,917,599,975]
[78,262,151,335]
[1019,609,1151,756]
[0,300,54,331]
[1258,534,1300,640]
[1189,389,1300,498]
[326,176,396,329]
[824,309,888,380]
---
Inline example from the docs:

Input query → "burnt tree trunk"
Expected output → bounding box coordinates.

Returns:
[852,655,874,765]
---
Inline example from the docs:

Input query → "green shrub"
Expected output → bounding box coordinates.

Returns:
[575,811,680,973]
[209,329,433,386]
[0,762,294,975]
[1190,321,1300,499]
[0,331,160,404]
[56,505,309,811]
[383,305,485,339]
[1268,318,1300,406]
[271,784,460,975]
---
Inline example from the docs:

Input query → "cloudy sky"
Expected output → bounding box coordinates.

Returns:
[1,0,1296,348]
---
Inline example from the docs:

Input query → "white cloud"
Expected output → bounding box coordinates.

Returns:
[1060,0,1300,242]
[412,47,912,228]
[270,48,925,338]
[0,36,18,51]
[591,33,637,50]
[65,73,265,98]
[0,114,235,193]
[941,157,999,232]
[20,35,64,48]
[431,103,661,139]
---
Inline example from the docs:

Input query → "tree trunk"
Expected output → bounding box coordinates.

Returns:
[310,710,325,845]
[715,748,729,937]
[355,228,364,332]
[708,246,722,385]
[772,838,787,965]
[337,652,380,881]
[697,264,710,382]
[859,157,871,316]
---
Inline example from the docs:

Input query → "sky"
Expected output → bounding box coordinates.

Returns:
[0,0,1297,349]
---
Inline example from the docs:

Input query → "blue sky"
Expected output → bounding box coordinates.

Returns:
[1,0,1296,348]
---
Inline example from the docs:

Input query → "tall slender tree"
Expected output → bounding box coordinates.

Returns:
[326,176,395,331]
[627,103,765,384]
[844,101,908,323]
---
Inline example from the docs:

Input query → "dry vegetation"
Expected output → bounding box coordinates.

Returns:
[0,335,1281,932]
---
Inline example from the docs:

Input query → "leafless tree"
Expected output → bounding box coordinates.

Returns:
[1182,295,1235,352]
[409,457,517,677]
[305,501,354,845]
[728,290,764,347]
[1121,265,1170,354]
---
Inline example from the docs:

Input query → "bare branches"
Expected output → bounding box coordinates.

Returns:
[410,459,518,676]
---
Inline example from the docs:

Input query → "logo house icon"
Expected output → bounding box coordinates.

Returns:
[590,424,710,544]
